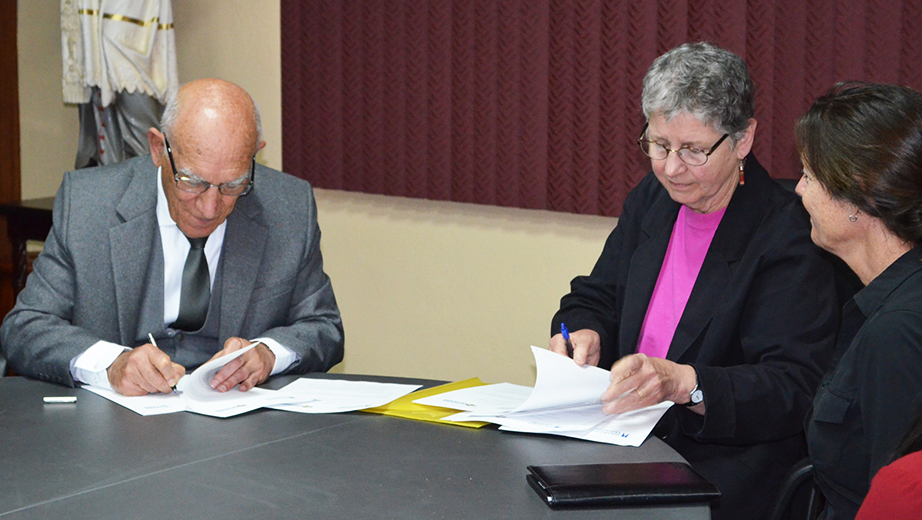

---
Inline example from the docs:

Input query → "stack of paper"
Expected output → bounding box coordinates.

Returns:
[413,346,672,447]
[269,379,423,414]
[82,344,671,442]
[84,344,422,418]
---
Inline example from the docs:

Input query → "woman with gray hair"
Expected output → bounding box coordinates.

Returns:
[549,42,841,520]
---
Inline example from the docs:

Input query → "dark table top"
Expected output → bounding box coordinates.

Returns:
[0,374,709,520]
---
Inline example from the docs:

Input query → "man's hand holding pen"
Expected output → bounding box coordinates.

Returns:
[107,341,185,396]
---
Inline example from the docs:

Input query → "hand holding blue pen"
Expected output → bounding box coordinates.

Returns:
[561,323,574,358]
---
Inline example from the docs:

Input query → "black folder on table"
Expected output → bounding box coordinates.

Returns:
[526,462,720,509]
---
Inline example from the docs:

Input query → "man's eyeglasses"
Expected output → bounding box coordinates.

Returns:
[164,136,255,197]
[637,123,729,167]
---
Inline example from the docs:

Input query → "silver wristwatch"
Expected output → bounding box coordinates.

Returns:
[685,371,703,407]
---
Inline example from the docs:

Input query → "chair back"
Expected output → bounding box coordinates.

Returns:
[768,458,824,520]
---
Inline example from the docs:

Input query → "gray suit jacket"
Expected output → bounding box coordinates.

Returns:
[0,156,344,386]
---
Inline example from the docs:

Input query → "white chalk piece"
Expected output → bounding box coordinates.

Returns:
[43,396,77,404]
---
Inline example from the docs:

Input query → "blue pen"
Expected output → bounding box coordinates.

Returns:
[561,323,574,358]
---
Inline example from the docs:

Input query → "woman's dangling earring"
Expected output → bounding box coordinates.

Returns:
[738,161,745,186]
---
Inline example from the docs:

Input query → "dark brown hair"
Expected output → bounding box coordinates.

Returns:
[796,81,922,246]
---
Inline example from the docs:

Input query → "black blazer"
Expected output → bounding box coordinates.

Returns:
[552,156,841,520]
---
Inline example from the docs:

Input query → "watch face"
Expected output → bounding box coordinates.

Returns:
[690,389,704,405]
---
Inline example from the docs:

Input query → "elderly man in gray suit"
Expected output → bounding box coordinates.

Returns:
[0,79,343,396]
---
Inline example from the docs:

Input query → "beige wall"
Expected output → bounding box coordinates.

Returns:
[18,0,76,198]
[316,189,614,384]
[171,0,282,171]
[17,0,616,385]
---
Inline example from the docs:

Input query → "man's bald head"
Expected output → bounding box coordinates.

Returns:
[160,78,262,157]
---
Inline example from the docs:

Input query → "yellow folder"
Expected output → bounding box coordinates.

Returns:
[361,377,490,428]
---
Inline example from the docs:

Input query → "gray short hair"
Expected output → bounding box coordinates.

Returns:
[159,88,263,148]
[641,42,754,144]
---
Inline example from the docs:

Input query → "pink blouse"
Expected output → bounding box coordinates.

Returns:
[636,204,726,359]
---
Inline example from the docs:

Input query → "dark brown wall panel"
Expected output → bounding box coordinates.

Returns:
[282,0,922,217]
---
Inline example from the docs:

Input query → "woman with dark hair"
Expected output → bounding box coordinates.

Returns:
[550,42,841,520]
[796,82,922,520]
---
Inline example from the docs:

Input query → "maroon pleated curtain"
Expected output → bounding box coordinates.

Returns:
[281,0,922,217]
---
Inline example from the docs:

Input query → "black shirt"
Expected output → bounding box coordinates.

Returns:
[807,246,922,520]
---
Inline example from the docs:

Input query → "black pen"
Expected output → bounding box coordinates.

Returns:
[148,333,179,395]
[560,323,574,358]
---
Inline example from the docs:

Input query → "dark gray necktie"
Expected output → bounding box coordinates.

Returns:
[172,236,210,331]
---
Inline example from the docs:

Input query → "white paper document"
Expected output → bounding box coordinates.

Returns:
[82,385,190,416]
[268,379,422,413]
[83,343,294,418]
[414,382,532,415]
[415,346,673,447]
[82,345,424,418]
